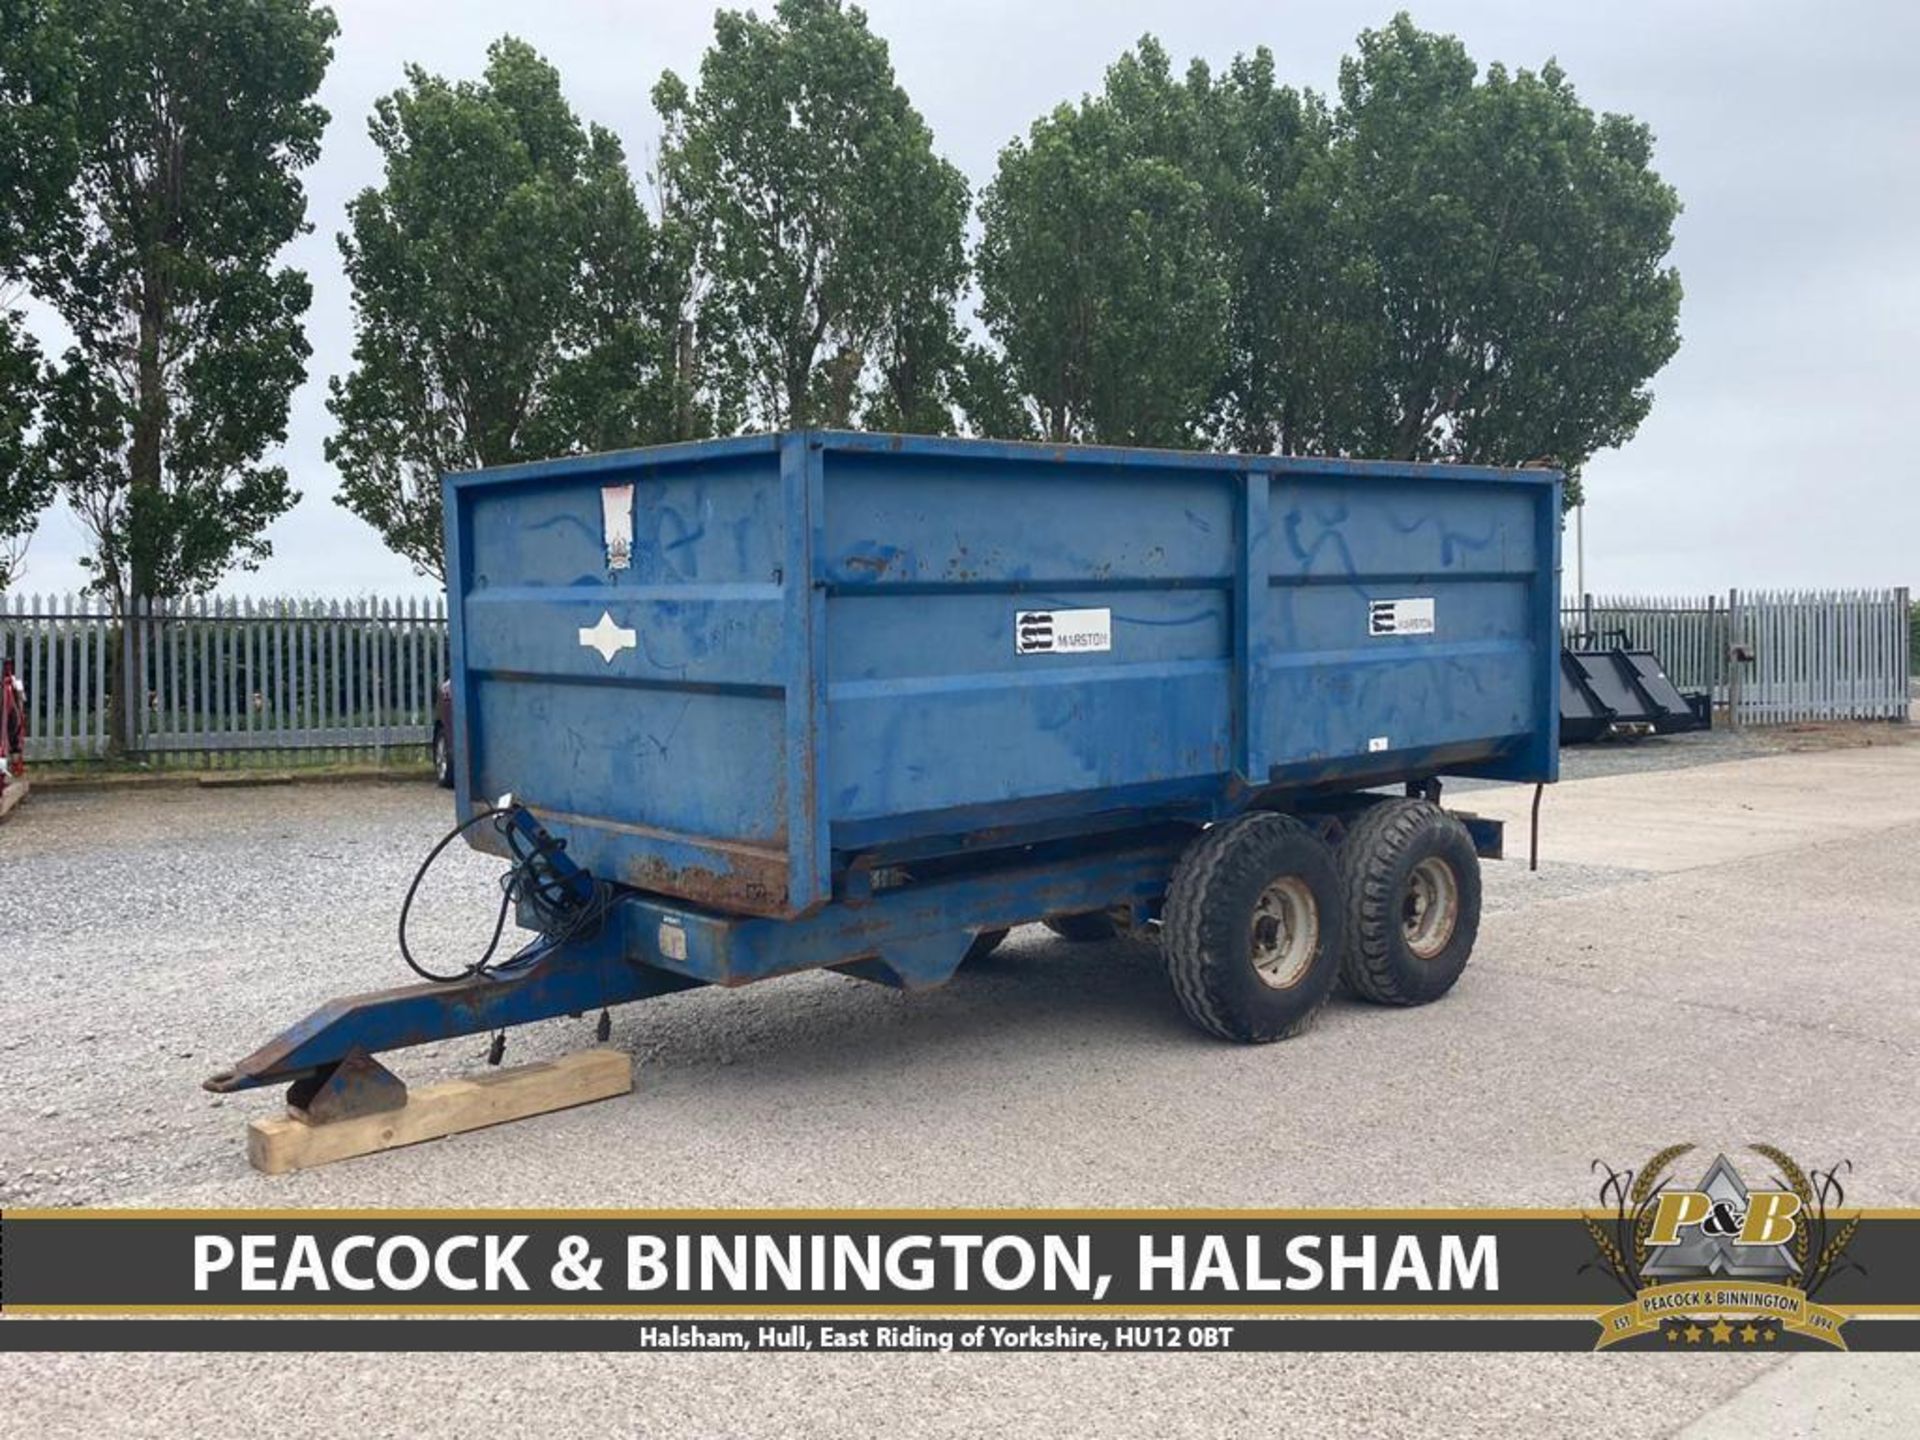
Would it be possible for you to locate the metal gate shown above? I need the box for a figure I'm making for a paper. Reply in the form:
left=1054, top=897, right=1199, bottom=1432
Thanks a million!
left=1732, top=588, right=1911, bottom=723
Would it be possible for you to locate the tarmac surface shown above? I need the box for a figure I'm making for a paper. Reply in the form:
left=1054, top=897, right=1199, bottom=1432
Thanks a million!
left=3, top=728, right=1919, bottom=1436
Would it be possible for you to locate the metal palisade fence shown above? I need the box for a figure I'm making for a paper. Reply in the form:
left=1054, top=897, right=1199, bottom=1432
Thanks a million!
left=1562, top=588, right=1912, bottom=725
left=1732, top=588, right=1912, bottom=723
left=0, top=587, right=1908, bottom=766
left=1, top=593, right=448, bottom=764
left=1562, top=593, right=1733, bottom=696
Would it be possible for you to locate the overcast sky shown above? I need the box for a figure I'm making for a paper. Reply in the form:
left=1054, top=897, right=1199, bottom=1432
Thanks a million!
left=11, top=0, right=1918, bottom=601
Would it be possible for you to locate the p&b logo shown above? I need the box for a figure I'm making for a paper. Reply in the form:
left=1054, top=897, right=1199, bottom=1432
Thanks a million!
left=1638, top=1153, right=1803, bottom=1281
left=1648, top=1187, right=1801, bottom=1249
left=1584, top=1145, right=1864, bottom=1349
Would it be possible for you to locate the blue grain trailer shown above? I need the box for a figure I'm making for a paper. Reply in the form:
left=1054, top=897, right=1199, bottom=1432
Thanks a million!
left=209, top=432, right=1560, bottom=1112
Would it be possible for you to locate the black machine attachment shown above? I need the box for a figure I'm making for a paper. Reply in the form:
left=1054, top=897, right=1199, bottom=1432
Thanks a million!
left=1560, top=630, right=1713, bottom=744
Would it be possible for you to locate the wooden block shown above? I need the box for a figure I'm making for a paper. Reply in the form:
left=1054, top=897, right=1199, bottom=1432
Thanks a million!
left=247, top=1049, right=631, bottom=1175
left=0, top=777, right=27, bottom=823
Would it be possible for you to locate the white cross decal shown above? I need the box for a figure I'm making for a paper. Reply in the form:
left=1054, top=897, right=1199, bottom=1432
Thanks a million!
left=578, top=610, right=637, bottom=663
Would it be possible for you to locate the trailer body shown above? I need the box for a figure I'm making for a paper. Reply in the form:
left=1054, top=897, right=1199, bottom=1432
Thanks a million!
left=446, top=431, right=1560, bottom=919
left=209, top=433, right=1560, bottom=1098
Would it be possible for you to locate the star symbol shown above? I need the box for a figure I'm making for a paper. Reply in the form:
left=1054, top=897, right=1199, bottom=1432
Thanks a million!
left=1684, top=1324, right=1704, bottom=1344
left=1740, top=1324, right=1761, bottom=1344
left=578, top=610, right=637, bottom=663
left=1666, top=1327, right=1681, bottom=1343
left=1710, top=1319, right=1734, bottom=1345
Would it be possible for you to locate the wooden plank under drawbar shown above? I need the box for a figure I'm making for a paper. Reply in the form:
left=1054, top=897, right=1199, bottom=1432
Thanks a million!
left=0, top=777, right=28, bottom=823
left=247, top=1049, right=632, bottom=1175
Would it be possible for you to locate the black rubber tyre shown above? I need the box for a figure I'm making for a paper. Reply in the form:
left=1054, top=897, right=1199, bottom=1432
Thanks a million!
left=431, top=727, right=453, bottom=789
left=960, top=928, right=1009, bottom=966
left=1337, top=799, right=1480, bottom=1006
left=1162, top=813, right=1345, bottom=1043
left=1043, top=911, right=1119, bottom=942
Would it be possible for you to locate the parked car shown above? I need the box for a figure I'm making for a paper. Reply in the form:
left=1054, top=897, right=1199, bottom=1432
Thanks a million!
left=431, top=678, right=453, bottom=788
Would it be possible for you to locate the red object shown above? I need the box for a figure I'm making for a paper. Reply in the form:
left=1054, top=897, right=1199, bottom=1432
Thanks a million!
left=0, top=655, right=26, bottom=794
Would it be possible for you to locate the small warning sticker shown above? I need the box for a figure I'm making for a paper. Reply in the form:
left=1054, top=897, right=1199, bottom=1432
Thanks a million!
left=1016, top=608, right=1112, bottom=655
left=657, top=919, right=687, bottom=962
left=602, top=483, right=634, bottom=571
left=1368, top=597, right=1435, bottom=637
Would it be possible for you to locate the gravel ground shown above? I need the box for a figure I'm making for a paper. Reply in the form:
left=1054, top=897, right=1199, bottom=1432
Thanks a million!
left=0, top=783, right=522, bottom=1207
left=3, top=725, right=1919, bottom=1436
left=0, top=774, right=1649, bottom=1211
left=0, top=737, right=1727, bottom=1211
left=1462, top=712, right=1920, bottom=790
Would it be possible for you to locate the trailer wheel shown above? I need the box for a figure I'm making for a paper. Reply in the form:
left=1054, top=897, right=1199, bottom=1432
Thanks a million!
left=1162, top=814, right=1345, bottom=1043
left=1043, top=912, right=1119, bottom=942
left=1338, top=800, right=1480, bottom=1005
left=960, top=928, right=1009, bottom=966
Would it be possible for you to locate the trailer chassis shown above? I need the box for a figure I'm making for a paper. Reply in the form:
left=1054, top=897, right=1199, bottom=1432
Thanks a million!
left=205, top=797, right=1504, bottom=1117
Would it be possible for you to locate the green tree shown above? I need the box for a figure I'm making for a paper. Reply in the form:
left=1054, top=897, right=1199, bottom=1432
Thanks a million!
left=0, top=0, right=81, bottom=587
left=1323, top=15, right=1682, bottom=496
left=1190, top=51, right=1365, bottom=456
left=329, top=37, right=696, bottom=581
left=655, top=0, right=969, bottom=430
left=859, top=83, right=971, bottom=435
left=0, top=322, right=49, bottom=590
left=976, top=39, right=1229, bottom=446
left=980, top=20, right=1680, bottom=486
left=948, top=343, right=1037, bottom=443
left=15, top=0, right=334, bottom=610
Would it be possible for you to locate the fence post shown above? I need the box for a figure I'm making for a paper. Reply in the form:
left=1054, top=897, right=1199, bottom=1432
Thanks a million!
left=376, top=597, right=391, bottom=758
left=1726, top=588, right=1743, bottom=729
left=123, top=596, right=137, bottom=758
left=24, top=592, right=37, bottom=758
left=1899, top=586, right=1913, bottom=724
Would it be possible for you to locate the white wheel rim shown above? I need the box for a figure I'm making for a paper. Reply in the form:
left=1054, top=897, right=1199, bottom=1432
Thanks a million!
left=1250, top=876, right=1319, bottom=989
left=1403, top=856, right=1459, bottom=960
